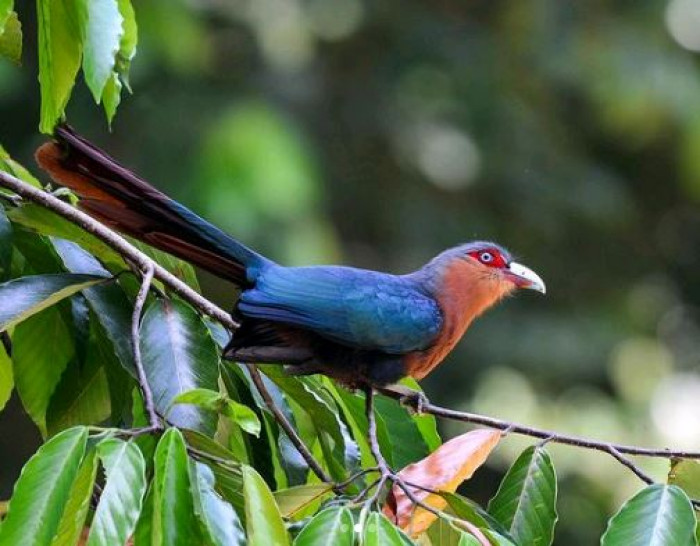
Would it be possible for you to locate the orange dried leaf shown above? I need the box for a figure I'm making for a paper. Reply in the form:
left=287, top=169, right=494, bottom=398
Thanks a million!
left=383, top=428, right=500, bottom=536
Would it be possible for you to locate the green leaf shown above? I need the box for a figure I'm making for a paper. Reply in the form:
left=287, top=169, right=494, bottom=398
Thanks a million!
left=133, top=482, right=154, bottom=546
left=129, top=239, right=200, bottom=292
left=376, top=394, right=430, bottom=469
left=172, top=387, right=261, bottom=437
left=0, top=341, right=12, bottom=411
left=294, top=506, right=354, bottom=546
left=51, top=448, right=98, bottom=546
left=487, top=446, right=558, bottom=546
left=0, top=273, right=107, bottom=331
left=190, top=461, right=246, bottom=546
left=0, top=10, right=21, bottom=65
left=115, top=0, right=136, bottom=89
left=12, top=306, right=75, bottom=434
left=443, top=492, right=514, bottom=540
left=151, top=428, right=200, bottom=545
left=141, top=299, right=220, bottom=435
left=8, top=205, right=125, bottom=271
left=46, top=317, right=111, bottom=435
left=601, top=484, right=696, bottom=546
left=86, top=438, right=147, bottom=545
left=78, top=0, right=123, bottom=101
left=101, top=71, right=121, bottom=125
left=0, top=206, right=12, bottom=281
left=242, top=464, right=290, bottom=546
left=36, top=0, right=82, bottom=133
left=264, top=368, right=359, bottom=481
left=0, top=145, right=41, bottom=187
left=0, top=427, right=88, bottom=545
left=274, top=483, right=334, bottom=519
left=400, top=378, right=441, bottom=451
left=362, top=512, right=414, bottom=546
left=52, top=239, right=135, bottom=373
left=669, top=459, right=700, bottom=499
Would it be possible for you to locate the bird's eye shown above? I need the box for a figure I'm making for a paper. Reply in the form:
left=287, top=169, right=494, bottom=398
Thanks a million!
left=480, top=252, right=493, bottom=263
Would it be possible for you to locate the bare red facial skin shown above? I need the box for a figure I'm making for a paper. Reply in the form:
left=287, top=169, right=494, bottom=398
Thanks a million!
left=467, top=248, right=508, bottom=269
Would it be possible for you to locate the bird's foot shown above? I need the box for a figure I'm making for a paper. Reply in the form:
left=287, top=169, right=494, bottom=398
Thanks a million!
left=378, top=384, right=430, bottom=414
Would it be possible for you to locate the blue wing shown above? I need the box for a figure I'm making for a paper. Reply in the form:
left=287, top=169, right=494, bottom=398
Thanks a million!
left=238, top=265, right=442, bottom=353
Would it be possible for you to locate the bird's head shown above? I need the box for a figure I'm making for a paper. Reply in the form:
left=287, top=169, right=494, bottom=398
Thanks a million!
left=421, top=241, right=545, bottom=301
left=460, top=241, right=546, bottom=294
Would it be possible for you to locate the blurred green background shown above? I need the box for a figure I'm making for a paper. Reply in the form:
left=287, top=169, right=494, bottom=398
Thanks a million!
left=2, top=1, right=700, bottom=543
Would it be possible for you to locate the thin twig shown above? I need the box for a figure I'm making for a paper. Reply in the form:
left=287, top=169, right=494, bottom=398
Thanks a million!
left=246, top=364, right=332, bottom=484
left=0, top=170, right=238, bottom=331
left=131, top=263, right=161, bottom=430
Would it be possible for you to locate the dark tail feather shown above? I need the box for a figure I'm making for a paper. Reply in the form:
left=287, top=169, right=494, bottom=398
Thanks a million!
left=36, top=125, right=269, bottom=286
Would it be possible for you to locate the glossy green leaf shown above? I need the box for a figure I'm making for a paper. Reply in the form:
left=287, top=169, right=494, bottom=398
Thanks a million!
left=0, top=341, right=12, bottom=411
left=362, top=512, right=414, bottom=546
left=36, top=0, right=82, bottom=133
left=87, top=438, right=147, bottom=546
left=172, top=387, right=261, bottom=437
left=0, top=207, right=11, bottom=281
left=51, top=448, right=98, bottom=546
left=52, top=239, right=135, bottom=373
left=130, top=240, right=200, bottom=292
left=488, top=446, right=558, bottom=546
left=102, top=69, right=121, bottom=124
left=8, top=205, right=125, bottom=271
left=294, top=506, right=354, bottom=546
left=0, top=10, right=21, bottom=64
left=0, top=427, right=88, bottom=545
left=79, top=0, right=123, bottom=101
left=151, top=428, right=200, bottom=545
left=424, top=517, right=486, bottom=546
left=264, top=368, right=359, bottom=481
left=400, top=378, right=441, bottom=452
left=190, top=461, right=246, bottom=546
left=141, top=299, right=220, bottom=434
left=601, top=484, right=696, bottom=546
left=13, top=306, right=75, bottom=434
left=182, top=429, right=245, bottom=514
left=133, top=483, right=154, bottom=546
left=0, top=273, right=106, bottom=331
left=116, top=0, right=137, bottom=80
left=242, top=464, right=290, bottom=546
left=46, top=317, right=111, bottom=435
left=443, top=493, right=514, bottom=540
left=0, top=145, right=41, bottom=187
left=274, top=483, right=334, bottom=519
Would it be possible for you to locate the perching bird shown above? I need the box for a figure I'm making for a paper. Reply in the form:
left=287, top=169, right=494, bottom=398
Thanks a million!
left=36, top=125, right=545, bottom=389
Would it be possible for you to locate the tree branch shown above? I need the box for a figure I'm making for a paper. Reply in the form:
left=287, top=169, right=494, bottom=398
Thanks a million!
left=0, top=170, right=238, bottom=331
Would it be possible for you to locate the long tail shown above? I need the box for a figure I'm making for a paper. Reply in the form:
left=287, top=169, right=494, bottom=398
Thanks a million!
left=35, top=124, right=270, bottom=286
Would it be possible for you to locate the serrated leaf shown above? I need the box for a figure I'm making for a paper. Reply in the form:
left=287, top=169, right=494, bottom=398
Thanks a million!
left=12, top=306, right=75, bottom=434
left=151, top=428, right=200, bottom=545
left=601, top=484, right=696, bottom=546
left=86, top=438, right=146, bottom=545
left=385, top=429, right=501, bottom=537
left=37, top=0, right=82, bottom=133
left=487, top=446, right=557, bottom=546
left=0, top=10, right=21, bottom=65
left=141, top=299, right=220, bottom=435
left=0, top=341, right=12, bottom=411
left=294, top=506, right=354, bottom=546
left=274, top=483, right=334, bottom=519
left=0, top=273, right=107, bottom=331
left=172, top=387, right=261, bottom=437
left=190, top=461, right=246, bottom=546
left=51, top=448, right=98, bottom=546
left=363, top=512, right=414, bottom=546
left=79, top=0, right=123, bottom=101
left=0, top=427, right=88, bottom=545
left=242, top=464, right=289, bottom=546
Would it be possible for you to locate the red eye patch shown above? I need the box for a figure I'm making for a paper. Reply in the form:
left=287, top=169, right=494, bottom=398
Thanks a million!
left=467, top=248, right=507, bottom=268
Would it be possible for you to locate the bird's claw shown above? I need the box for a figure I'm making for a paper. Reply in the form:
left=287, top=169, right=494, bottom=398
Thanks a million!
left=399, top=390, right=430, bottom=415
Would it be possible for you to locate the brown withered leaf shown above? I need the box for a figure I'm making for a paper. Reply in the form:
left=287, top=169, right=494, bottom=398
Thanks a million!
left=383, top=428, right=501, bottom=537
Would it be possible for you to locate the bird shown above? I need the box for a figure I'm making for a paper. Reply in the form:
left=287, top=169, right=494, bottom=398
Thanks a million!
left=35, top=125, right=545, bottom=390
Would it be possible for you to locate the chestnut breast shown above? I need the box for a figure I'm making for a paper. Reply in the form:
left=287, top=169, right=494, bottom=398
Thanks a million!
left=404, top=259, right=514, bottom=380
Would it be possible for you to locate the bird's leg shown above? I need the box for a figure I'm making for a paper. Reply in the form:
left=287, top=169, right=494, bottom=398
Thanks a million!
left=376, top=383, right=431, bottom=414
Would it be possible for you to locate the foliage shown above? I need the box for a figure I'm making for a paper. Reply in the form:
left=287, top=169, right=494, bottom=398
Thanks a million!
left=0, top=2, right=699, bottom=545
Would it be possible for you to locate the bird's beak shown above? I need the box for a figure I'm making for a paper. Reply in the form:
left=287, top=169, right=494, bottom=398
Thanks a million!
left=504, top=262, right=546, bottom=294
